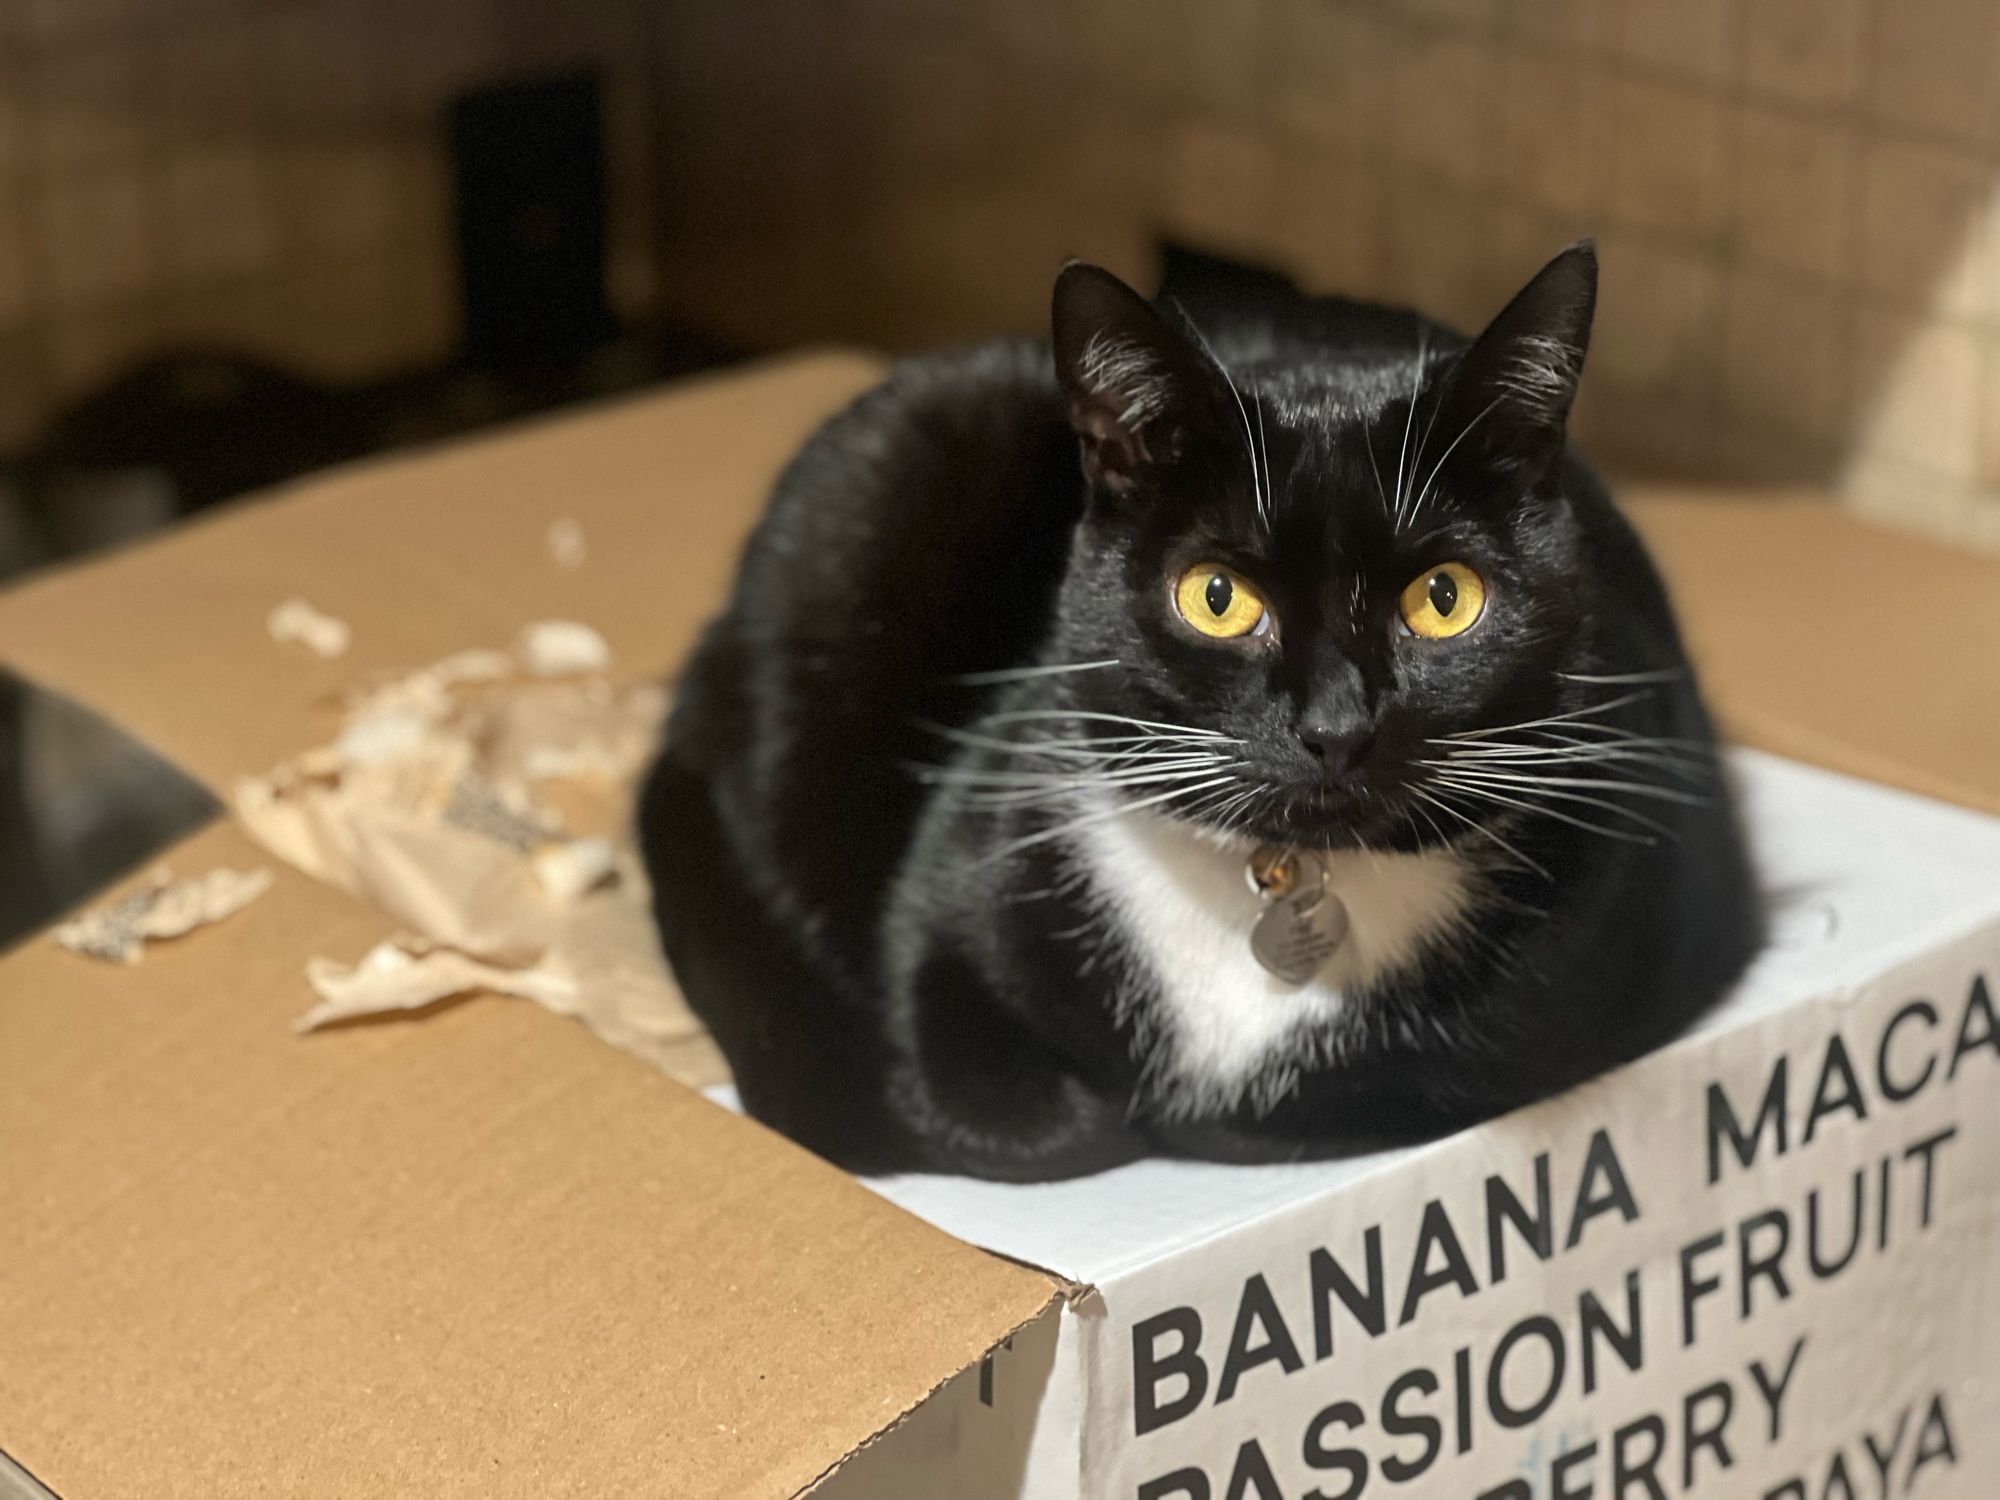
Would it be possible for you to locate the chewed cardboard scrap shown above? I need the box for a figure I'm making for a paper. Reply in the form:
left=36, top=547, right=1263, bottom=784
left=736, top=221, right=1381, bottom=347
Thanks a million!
left=229, top=617, right=727, bottom=1087
left=267, top=597, right=352, bottom=658
left=297, top=936, right=578, bottom=1032
left=54, top=866, right=273, bottom=964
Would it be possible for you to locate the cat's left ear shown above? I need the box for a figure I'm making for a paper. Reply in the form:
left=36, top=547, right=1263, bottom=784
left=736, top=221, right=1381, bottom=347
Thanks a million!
left=1052, top=261, right=1233, bottom=497
left=1436, top=241, right=1597, bottom=481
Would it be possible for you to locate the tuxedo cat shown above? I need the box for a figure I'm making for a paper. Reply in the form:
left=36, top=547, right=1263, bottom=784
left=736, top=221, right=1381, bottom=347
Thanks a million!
left=642, top=244, right=1762, bottom=1180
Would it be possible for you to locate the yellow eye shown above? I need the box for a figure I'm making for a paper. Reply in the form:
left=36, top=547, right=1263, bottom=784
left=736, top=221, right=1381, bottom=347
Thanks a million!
left=1174, top=564, right=1268, bottom=640
left=1399, top=561, right=1486, bottom=640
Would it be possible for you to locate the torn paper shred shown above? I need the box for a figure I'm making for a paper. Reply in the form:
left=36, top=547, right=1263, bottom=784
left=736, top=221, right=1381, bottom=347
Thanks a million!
left=144, top=867, right=273, bottom=941
left=488, top=680, right=667, bottom=787
left=332, top=707, right=432, bottom=768
left=297, top=937, right=576, bottom=1032
left=237, top=767, right=557, bottom=965
left=55, top=866, right=273, bottom=964
left=532, top=856, right=727, bottom=1082
left=547, top=517, right=587, bottom=568
left=428, top=648, right=514, bottom=687
left=534, top=836, right=616, bottom=903
left=53, top=879, right=164, bottom=964
left=443, top=772, right=558, bottom=852
left=234, top=630, right=726, bottom=1087
left=268, top=598, right=351, bottom=659
left=338, top=649, right=511, bottom=731
left=517, top=619, right=611, bottom=677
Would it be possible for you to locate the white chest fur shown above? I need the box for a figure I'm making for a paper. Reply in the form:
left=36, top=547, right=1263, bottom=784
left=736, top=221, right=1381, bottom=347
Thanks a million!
left=1071, top=801, right=1478, bottom=1116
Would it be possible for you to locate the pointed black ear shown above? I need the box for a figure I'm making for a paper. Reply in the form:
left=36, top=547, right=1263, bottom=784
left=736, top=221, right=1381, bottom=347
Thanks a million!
left=1437, top=241, right=1597, bottom=479
left=1052, top=261, right=1231, bottom=496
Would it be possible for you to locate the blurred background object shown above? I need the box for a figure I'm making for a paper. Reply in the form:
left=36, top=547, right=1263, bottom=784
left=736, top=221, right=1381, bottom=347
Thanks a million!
left=6, top=0, right=2000, bottom=936
left=0, top=670, right=214, bottom=946
left=4, top=0, right=2000, bottom=570
left=653, top=0, right=2000, bottom=553
left=0, top=1, right=733, bottom=582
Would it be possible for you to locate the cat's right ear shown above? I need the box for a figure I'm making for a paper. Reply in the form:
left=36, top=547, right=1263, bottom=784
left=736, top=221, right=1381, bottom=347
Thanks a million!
left=1052, top=262, right=1229, bottom=497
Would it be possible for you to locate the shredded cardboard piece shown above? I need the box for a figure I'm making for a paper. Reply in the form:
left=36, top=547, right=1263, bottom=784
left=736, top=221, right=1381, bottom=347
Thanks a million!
left=233, top=631, right=725, bottom=1086
left=517, top=619, right=611, bottom=676
left=488, top=679, right=668, bottom=787
left=425, top=648, right=515, bottom=688
left=547, top=517, right=587, bottom=567
left=535, top=836, right=617, bottom=902
left=267, top=598, right=351, bottom=658
left=297, top=936, right=577, bottom=1032
left=443, top=772, right=558, bottom=851
left=54, top=866, right=273, bottom=964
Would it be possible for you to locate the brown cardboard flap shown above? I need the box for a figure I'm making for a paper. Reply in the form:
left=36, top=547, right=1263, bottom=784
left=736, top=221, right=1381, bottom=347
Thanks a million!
left=0, top=821, right=1057, bottom=1497
left=0, top=351, right=1065, bottom=1497
left=1627, top=487, right=2000, bottom=819
left=0, top=351, right=887, bottom=795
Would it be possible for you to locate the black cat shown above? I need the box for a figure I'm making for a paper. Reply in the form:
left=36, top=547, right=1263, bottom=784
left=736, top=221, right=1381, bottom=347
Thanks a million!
left=641, top=244, right=1762, bottom=1181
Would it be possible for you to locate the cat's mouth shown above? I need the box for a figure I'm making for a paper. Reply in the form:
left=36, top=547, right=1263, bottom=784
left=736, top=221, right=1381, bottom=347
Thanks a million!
left=1162, top=775, right=1447, bottom=853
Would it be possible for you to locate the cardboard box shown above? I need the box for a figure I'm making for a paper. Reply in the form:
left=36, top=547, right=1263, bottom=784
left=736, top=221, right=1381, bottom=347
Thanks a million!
left=1, top=353, right=1996, bottom=1497
left=821, top=750, right=2000, bottom=1498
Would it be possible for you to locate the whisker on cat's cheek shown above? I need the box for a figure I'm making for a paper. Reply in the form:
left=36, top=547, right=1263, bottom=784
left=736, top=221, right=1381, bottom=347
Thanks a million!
left=1557, top=667, right=1688, bottom=685
left=1437, top=689, right=1654, bottom=740
left=1424, top=774, right=1664, bottom=845
left=1427, top=739, right=1712, bottom=780
left=973, top=707, right=1238, bottom=739
left=1419, top=763, right=1711, bottom=808
left=979, top=774, right=1241, bottom=866
left=1410, top=786, right=1552, bottom=880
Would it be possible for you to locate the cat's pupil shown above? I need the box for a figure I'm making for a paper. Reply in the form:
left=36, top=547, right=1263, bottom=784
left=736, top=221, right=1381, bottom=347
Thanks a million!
left=1428, top=571, right=1458, bottom=616
left=1204, top=574, right=1233, bottom=616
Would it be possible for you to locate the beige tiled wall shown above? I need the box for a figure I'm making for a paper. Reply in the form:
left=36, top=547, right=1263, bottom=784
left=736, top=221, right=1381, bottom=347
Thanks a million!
left=0, top=0, right=657, bottom=452
left=658, top=0, right=2000, bottom=550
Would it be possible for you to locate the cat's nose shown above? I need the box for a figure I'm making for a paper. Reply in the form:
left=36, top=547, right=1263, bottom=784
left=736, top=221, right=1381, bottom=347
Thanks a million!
left=1297, top=719, right=1375, bottom=777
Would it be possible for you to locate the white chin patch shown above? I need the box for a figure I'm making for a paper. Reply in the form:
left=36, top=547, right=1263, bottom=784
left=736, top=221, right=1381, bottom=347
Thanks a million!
left=1071, top=798, right=1477, bottom=1118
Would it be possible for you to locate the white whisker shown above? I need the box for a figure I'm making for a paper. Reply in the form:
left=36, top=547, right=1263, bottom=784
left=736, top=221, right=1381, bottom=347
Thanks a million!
left=924, top=723, right=1234, bottom=761
left=1425, top=763, right=1709, bottom=808
left=1401, top=343, right=1449, bottom=532
left=946, top=659, right=1122, bottom=685
left=1406, top=796, right=1455, bottom=852
left=1411, top=786, right=1551, bottom=880
left=1435, top=727, right=1708, bottom=754
left=1176, top=307, right=1268, bottom=534
left=1409, top=396, right=1503, bottom=528
left=1558, top=668, right=1687, bottom=685
left=1432, top=739, right=1703, bottom=761
left=1254, top=396, right=1273, bottom=528
left=918, top=757, right=1229, bottom=788
left=1437, top=690, right=1653, bottom=741
left=975, top=709, right=1236, bottom=738
left=1364, top=410, right=1391, bottom=520
left=984, top=775, right=1238, bottom=864
left=1180, top=782, right=1257, bottom=830
left=1213, top=791, right=1261, bottom=835
left=1393, top=328, right=1430, bottom=533
left=947, top=771, right=1237, bottom=809
left=1429, top=742, right=1712, bottom=783
left=1426, top=776, right=1662, bottom=844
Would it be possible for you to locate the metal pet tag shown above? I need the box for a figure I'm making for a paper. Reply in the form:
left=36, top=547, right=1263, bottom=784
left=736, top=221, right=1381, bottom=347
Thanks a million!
left=1247, top=847, right=1348, bottom=987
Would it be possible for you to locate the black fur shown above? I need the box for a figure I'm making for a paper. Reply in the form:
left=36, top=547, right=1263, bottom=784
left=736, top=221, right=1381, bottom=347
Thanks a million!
left=642, top=246, right=1762, bottom=1180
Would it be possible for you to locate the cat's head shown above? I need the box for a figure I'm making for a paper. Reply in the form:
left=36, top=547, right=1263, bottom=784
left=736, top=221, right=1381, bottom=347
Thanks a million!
left=1044, top=245, right=1600, bottom=851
